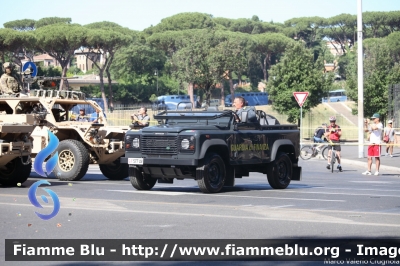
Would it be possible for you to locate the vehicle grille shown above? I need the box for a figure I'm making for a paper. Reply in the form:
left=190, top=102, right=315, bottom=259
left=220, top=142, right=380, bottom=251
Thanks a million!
left=141, top=136, right=178, bottom=155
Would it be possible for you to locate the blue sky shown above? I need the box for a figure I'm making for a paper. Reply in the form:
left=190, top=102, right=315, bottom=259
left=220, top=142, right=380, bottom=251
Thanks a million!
left=1, top=0, right=399, bottom=31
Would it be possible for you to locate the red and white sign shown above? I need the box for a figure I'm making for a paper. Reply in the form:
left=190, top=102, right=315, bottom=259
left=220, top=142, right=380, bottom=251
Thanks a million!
left=293, top=92, right=309, bottom=107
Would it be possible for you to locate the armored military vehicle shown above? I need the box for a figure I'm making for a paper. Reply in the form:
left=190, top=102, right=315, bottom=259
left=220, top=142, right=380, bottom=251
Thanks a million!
left=0, top=122, right=35, bottom=186
left=122, top=108, right=301, bottom=193
left=0, top=88, right=129, bottom=181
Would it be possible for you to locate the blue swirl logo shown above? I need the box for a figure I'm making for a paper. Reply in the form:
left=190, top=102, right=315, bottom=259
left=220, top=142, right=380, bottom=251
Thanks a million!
left=34, top=130, right=59, bottom=177
left=28, top=180, right=60, bottom=220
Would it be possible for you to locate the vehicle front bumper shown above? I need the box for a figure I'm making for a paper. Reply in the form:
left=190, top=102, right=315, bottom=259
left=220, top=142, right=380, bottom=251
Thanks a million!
left=120, top=156, right=198, bottom=166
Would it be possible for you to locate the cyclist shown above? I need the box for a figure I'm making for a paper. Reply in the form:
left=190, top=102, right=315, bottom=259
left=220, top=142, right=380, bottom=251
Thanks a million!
left=325, top=116, right=342, bottom=172
left=313, top=123, right=327, bottom=151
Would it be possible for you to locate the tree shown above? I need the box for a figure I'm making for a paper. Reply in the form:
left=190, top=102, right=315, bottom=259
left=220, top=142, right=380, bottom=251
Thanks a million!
left=144, top=12, right=215, bottom=35
left=363, top=11, right=400, bottom=38
left=35, top=24, right=88, bottom=90
left=252, top=33, right=294, bottom=82
left=386, top=31, right=400, bottom=63
left=209, top=39, right=247, bottom=105
left=3, top=19, right=36, bottom=31
left=84, top=22, right=132, bottom=112
left=323, top=14, right=356, bottom=55
left=384, top=11, right=400, bottom=33
left=35, top=17, right=71, bottom=28
left=267, top=42, right=331, bottom=123
left=111, top=42, right=166, bottom=88
left=0, top=28, right=36, bottom=72
left=346, top=38, right=395, bottom=120
left=171, top=30, right=221, bottom=105
left=283, top=16, right=326, bottom=48
left=213, top=31, right=253, bottom=103
left=146, top=30, right=188, bottom=57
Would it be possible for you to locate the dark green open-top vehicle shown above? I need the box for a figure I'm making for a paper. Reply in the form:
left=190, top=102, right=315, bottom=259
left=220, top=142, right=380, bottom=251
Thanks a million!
left=121, top=108, right=301, bottom=193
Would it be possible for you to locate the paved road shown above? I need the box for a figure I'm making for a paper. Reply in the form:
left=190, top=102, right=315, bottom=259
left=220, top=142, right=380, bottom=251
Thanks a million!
left=1, top=158, right=399, bottom=266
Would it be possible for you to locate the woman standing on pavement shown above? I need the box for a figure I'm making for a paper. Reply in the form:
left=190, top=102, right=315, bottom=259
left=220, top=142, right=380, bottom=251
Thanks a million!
left=384, top=120, right=395, bottom=157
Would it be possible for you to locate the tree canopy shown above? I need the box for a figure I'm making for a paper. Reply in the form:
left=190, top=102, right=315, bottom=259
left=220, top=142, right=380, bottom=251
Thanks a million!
left=267, top=42, right=331, bottom=123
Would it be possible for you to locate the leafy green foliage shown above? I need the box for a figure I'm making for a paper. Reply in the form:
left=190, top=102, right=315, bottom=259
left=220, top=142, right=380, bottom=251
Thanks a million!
left=3, top=19, right=36, bottom=31
left=267, top=42, right=331, bottom=123
left=283, top=16, right=326, bottom=48
left=35, top=17, right=71, bottom=28
left=346, top=39, right=396, bottom=119
left=144, top=13, right=215, bottom=35
left=252, top=33, right=294, bottom=81
left=112, top=43, right=166, bottom=83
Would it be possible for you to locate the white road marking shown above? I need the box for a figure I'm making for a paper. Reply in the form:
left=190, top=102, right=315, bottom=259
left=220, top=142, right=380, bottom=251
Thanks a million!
left=271, top=205, right=295, bottom=209
left=312, top=187, right=400, bottom=192
left=1, top=201, right=398, bottom=228
left=349, top=181, right=393, bottom=184
left=107, top=189, right=345, bottom=202
left=266, top=189, right=400, bottom=198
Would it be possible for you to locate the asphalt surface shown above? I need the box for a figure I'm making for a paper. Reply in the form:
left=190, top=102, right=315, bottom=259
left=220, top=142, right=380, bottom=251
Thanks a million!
left=1, top=151, right=399, bottom=266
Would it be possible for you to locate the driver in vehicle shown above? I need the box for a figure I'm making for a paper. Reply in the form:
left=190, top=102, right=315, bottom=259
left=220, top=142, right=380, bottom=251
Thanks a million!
left=233, top=96, right=256, bottom=123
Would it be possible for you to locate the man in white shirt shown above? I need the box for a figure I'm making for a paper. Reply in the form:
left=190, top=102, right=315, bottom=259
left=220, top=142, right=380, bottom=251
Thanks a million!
left=362, top=113, right=383, bottom=176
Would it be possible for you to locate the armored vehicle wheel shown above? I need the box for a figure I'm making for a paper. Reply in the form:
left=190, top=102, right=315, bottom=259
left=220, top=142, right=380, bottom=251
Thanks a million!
left=99, top=158, right=128, bottom=180
left=53, top=140, right=89, bottom=181
left=0, top=157, right=31, bottom=186
left=197, top=153, right=226, bottom=193
left=129, top=168, right=156, bottom=190
left=267, top=152, right=292, bottom=189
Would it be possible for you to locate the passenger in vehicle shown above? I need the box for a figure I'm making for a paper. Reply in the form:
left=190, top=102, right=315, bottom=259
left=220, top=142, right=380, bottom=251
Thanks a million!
left=90, top=109, right=106, bottom=123
left=131, top=107, right=150, bottom=127
left=233, top=96, right=256, bottom=123
left=76, top=108, right=89, bottom=122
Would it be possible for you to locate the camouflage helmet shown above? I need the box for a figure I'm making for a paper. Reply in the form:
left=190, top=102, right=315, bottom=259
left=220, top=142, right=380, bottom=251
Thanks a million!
left=3, top=62, right=13, bottom=70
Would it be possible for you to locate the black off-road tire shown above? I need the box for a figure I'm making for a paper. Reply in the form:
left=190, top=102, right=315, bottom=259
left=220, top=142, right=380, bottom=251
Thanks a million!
left=129, top=167, right=156, bottom=190
left=0, top=157, right=31, bottom=186
left=197, top=153, right=226, bottom=193
left=99, top=158, right=128, bottom=180
left=267, top=152, right=292, bottom=189
left=53, top=140, right=89, bottom=181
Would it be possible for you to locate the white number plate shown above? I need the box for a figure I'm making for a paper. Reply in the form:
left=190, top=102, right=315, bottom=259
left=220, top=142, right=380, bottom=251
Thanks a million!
left=128, top=158, right=143, bottom=165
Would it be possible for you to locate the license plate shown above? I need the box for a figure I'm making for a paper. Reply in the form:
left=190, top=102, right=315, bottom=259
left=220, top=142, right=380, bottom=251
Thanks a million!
left=128, top=158, right=143, bottom=165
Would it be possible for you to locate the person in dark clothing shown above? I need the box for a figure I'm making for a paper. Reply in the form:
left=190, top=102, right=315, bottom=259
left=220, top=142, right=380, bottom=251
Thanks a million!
left=313, top=123, right=327, bottom=151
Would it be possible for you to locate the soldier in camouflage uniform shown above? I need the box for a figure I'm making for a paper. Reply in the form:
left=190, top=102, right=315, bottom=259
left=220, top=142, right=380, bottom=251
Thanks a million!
left=0, top=62, right=21, bottom=95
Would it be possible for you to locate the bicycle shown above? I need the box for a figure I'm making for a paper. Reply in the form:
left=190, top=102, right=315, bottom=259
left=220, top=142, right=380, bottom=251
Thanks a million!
left=300, top=143, right=329, bottom=160
left=324, top=141, right=341, bottom=173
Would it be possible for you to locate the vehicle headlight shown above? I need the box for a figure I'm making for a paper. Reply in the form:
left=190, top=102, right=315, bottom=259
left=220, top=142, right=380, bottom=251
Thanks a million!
left=132, top=137, right=140, bottom=148
left=181, top=139, right=190, bottom=149
left=180, top=136, right=195, bottom=153
left=125, top=135, right=140, bottom=150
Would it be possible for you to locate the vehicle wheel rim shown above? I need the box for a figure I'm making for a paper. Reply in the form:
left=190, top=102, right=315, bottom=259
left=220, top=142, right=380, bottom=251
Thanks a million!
left=277, top=161, right=288, bottom=182
left=58, top=150, right=75, bottom=172
left=208, top=162, right=221, bottom=188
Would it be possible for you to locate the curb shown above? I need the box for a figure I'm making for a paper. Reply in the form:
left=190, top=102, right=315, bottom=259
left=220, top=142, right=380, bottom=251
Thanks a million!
left=305, top=155, right=399, bottom=173
left=341, top=159, right=400, bottom=173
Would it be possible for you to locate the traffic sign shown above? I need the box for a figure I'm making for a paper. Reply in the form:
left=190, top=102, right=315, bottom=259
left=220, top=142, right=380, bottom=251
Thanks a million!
left=22, top=62, right=37, bottom=77
left=293, top=92, right=309, bottom=107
